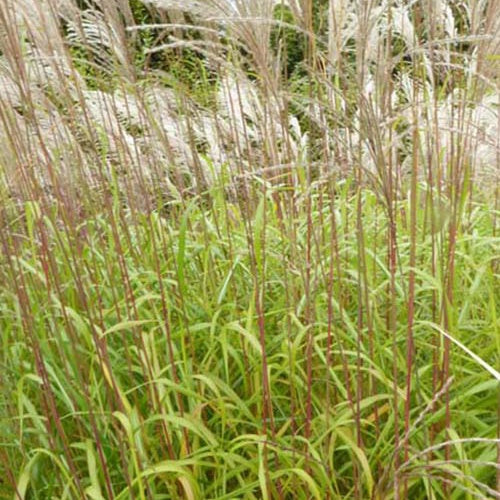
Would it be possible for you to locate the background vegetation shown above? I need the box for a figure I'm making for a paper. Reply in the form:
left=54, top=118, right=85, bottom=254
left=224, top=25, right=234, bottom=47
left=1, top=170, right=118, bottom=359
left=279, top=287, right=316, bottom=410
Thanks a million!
left=0, top=0, right=498, bottom=498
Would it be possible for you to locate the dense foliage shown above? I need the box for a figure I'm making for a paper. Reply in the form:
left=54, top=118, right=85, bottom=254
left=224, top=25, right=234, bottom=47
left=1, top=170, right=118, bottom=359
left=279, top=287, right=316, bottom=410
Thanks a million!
left=0, top=0, right=498, bottom=499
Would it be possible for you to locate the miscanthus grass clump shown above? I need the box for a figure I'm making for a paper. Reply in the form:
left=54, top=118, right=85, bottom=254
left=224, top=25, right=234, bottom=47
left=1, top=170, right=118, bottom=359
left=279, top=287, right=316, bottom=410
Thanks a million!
left=0, top=0, right=498, bottom=499
left=0, top=183, right=498, bottom=499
